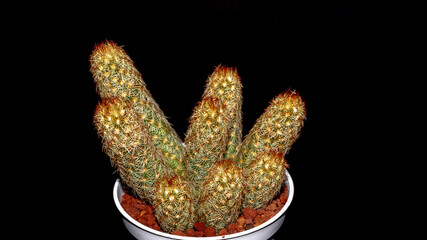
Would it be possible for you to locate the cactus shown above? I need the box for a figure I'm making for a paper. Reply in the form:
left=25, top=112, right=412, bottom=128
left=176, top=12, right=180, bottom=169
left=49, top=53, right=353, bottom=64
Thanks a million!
left=235, top=90, right=306, bottom=168
left=202, top=65, right=243, bottom=160
left=153, top=174, right=196, bottom=233
left=198, top=159, right=244, bottom=230
left=243, top=150, right=288, bottom=209
left=90, top=41, right=308, bottom=234
left=184, top=97, right=231, bottom=194
left=90, top=41, right=186, bottom=177
left=93, top=98, right=168, bottom=203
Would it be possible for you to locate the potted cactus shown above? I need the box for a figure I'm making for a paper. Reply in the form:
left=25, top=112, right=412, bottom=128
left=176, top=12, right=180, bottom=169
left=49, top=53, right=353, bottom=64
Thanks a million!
left=90, top=40, right=306, bottom=239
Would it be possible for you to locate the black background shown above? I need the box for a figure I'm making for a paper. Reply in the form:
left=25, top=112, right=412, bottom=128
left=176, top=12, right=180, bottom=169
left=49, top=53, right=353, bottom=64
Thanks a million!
left=21, top=0, right=382, bottom=238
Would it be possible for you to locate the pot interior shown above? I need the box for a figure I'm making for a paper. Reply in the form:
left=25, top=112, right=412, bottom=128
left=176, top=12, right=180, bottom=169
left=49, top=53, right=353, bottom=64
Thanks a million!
left=113, top=170, right=294, bottom=239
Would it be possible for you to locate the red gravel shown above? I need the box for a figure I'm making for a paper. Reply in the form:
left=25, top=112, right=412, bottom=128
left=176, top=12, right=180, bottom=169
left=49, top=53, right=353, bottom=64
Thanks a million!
left=172, top=230, right=186, bottom=236
left=204, top=226, right=216, bottom=237
left=120, top=193, right=161, bottom=231
left=194, top=222, right=206, bottom=231
left=242, top=207, right=257, bottom=220
left=218, top=228, right=228, bottom=235
left=121, top=185, right=289, bottom=237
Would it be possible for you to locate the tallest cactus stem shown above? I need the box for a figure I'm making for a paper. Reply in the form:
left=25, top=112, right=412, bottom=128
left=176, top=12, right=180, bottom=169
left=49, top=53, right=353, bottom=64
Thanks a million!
left=90, top=41, right=186, bottom=176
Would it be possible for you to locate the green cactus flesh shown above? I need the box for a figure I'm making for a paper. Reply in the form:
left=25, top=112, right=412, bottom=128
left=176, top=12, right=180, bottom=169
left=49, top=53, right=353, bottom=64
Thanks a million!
left=202, top=65, right=243, bottom=160
left=90, top=41, right=186, bottom=177
left=243, top=150, right=288, bottom=209
left=153, top=174, right=196, bottom=233
left=199, top=159, right=244, bottom=230
left=235, top=90, right=306, bottom=168
left=184, top=97, right=231, bottom=193
left=93, top=98, right=168, bottom=203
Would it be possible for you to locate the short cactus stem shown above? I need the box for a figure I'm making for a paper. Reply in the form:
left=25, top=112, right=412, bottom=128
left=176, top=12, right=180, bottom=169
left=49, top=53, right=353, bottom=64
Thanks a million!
left=235, top=90, right=306, bottom=168
left=153, top=174, right=196, bottom=233
left=198, top=159, right=244, bottom=230
left=93, top=98, right=167, bottom=203
left=243, top=150, right=288, bottom=209
left=90, top=40, right=186, bottom=177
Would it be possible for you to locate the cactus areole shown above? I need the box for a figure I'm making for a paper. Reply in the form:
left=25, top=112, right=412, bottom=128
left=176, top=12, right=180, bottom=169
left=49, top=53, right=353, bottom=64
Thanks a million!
left=91, top=40, right=306, bottom=234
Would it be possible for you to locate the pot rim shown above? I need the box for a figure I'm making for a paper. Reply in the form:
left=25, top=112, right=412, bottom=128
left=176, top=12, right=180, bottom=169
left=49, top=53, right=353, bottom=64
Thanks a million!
left=113, top=170, right=294, bottom=239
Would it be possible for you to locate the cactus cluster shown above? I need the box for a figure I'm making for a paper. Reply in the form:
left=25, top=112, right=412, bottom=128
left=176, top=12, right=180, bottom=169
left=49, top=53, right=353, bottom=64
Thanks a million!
left=90, top=41, right=186, bottom=177
left=91, top=40, right=306, bottom=233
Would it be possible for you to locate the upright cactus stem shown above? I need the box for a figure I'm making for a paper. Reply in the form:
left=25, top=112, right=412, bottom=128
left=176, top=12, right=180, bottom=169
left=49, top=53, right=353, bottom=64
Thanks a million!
left=153, top=174, right=196, bottom=233
left=199, top=159, right=244, bottom=230
left=90, top=41, right=186, bottom=177
left=243, top=150, right=288, bottom=209
left=235, top=90, right=306, bottom=168
left=93, top=98, right=168, bottom=203
left=185, top=97, right=231, bottom=193
left=202, top=65, right=243, bottom=160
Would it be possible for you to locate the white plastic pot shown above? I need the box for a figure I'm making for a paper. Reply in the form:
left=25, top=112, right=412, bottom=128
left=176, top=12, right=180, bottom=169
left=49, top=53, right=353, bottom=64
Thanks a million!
left=113, top=170, right=294, bottom=240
